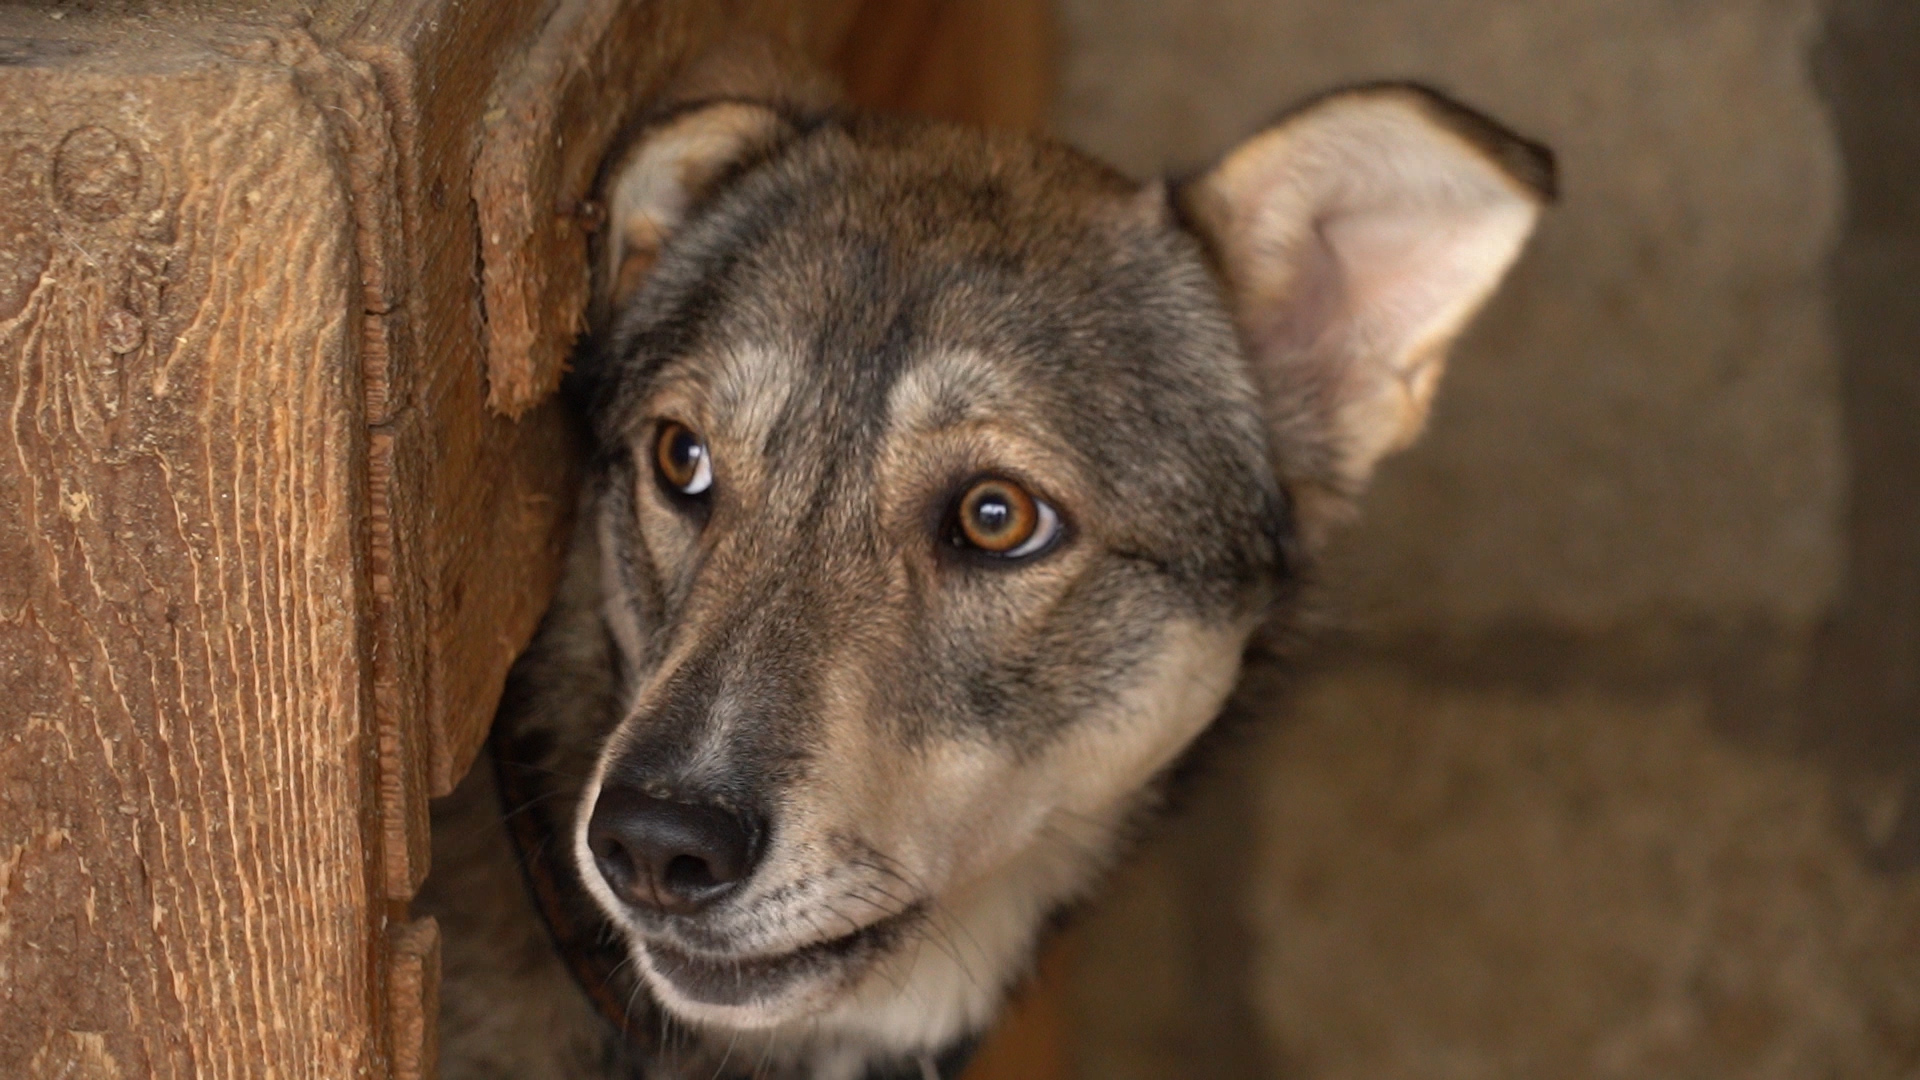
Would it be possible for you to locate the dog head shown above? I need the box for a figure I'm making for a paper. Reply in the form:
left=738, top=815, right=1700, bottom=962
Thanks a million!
left=567, top=85, right=1551, bottom=1058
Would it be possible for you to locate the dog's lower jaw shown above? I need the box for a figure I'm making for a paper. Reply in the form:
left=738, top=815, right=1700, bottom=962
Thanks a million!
left=630, top=911, right=914, bottom=1025
left=625, top=798, right=1129, bottom=1070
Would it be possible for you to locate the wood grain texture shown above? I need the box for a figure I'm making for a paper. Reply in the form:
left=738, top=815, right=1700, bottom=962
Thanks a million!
left=0, top=20, right=377, bottom=1078
left=387, top=917, right=442, bottom=1080
left=341, top=0, right=586, bottom=812
left=225, top=13, right=436, bottom=917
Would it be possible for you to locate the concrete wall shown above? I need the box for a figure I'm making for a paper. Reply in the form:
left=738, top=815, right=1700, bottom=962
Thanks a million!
left=1052, top=0, right=1920, bottom=1075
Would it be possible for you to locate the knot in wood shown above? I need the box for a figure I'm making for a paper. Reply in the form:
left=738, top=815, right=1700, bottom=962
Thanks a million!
left=54, top=126, right=141, bottom=222
left=102, top=309, right=144, bottom=354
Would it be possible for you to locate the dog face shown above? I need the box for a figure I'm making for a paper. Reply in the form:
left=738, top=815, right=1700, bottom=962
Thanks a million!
left=564, top=88, right=1551, bottom=1057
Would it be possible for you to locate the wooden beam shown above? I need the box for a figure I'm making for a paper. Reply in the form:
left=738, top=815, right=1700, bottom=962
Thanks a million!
left=0, top=18, right=378, bottom=1076
left=339, top=0, right=570, bottom=886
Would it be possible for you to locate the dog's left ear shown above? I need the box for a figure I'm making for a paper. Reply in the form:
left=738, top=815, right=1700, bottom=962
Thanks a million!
left=1177, top=84, right=1554, bottom=533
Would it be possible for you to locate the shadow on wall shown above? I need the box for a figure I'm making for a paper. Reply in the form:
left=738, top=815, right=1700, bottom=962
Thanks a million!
left=1052, top=0, right=1920, bottom=1077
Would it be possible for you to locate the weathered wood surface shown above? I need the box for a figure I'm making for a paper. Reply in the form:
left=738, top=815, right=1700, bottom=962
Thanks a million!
left=0, top=3, right=562, bottom=1072
left=340, top=0, right=570, bottom=898
left=0, top=19, right=377, bottom=1078
left=386, top=917, right=442, bottom=1080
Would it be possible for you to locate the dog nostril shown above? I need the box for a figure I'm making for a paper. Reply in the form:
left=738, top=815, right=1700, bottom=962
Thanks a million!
left=590, top=833, right=639, bottom=895
left=585, top=784, right=762, bottom=916
left=664, top=853, right=718, bottom=892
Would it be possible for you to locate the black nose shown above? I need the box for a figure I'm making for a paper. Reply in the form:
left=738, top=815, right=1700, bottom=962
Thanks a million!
left=586, top=785, right=761, bottom=915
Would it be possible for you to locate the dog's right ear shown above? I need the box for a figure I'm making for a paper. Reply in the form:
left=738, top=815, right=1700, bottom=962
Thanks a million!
left=597, top=102, right=793, bottom=317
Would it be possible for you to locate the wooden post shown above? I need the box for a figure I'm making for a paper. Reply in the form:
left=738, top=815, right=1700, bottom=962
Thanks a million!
left=0, top=21, right=379, bottom=1077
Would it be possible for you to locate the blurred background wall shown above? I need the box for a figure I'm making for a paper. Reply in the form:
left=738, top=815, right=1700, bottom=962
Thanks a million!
left=1047, top=0, right=1920, bottom=1076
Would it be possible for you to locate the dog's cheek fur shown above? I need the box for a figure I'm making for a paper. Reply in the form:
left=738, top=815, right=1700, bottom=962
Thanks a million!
left=749, top=615, right=1258, bottom=1054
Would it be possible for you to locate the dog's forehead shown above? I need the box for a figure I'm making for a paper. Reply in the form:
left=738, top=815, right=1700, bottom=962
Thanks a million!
left=637, top=130, right=1233, bottom=441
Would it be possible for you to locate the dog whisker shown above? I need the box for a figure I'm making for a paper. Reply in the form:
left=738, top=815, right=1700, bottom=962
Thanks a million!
left=864, top=852, right=993, bottom=983
left=707, top=1024, right=741, bottom=1080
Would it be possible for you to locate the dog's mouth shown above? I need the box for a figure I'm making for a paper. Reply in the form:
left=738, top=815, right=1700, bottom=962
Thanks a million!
left=639, top=903, right=926, bottom=1010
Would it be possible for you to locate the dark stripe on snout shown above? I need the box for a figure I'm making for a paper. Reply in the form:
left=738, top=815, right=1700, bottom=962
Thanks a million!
left=601, top=574, right=841, bottom=828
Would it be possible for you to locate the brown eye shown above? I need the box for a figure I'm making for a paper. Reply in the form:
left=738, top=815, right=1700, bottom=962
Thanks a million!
left=954, top=478, right=1061, bottom=558
left=655, top=421, right=713, bottom=496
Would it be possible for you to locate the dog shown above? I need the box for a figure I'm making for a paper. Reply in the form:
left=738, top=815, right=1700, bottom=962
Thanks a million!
left=417, top=59, right=1553, bottom=1080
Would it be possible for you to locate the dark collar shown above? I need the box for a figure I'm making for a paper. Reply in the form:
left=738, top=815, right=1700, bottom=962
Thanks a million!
left=490, top=737, right=980, bottom=1080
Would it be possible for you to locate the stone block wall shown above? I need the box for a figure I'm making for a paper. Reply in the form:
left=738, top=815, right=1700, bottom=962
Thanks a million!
left=1053, top=0, right=1920, bottom=1075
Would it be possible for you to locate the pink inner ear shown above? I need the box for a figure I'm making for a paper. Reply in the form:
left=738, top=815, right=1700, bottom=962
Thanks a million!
left=1251, top=222, right=1349, bottom=367
left=1184, top=87, right=1548, bottom=510
left=1321, top=205, right=1510, bottom=365
left=1223, top=175, right=1542, bottom=501
left=1243, top=204, right=1470, bottom=416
